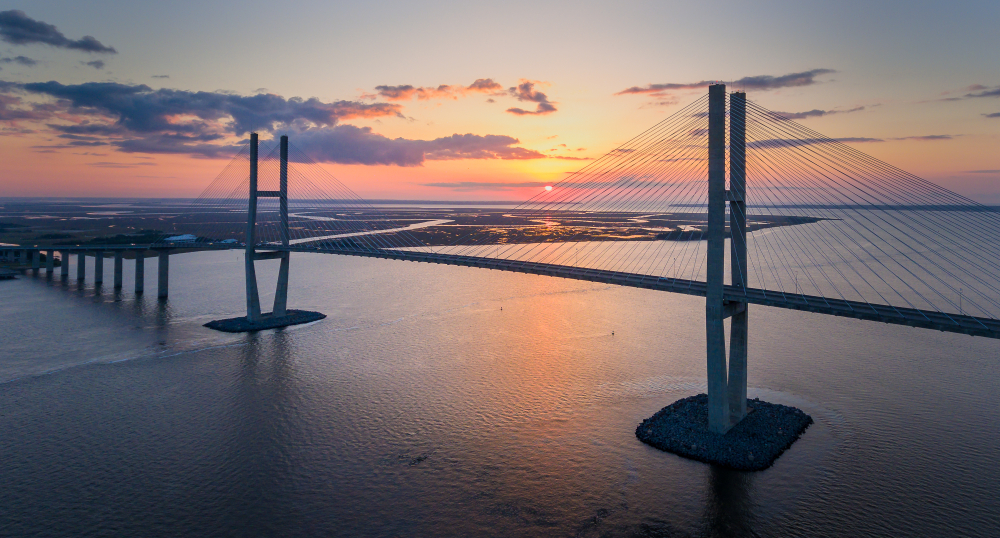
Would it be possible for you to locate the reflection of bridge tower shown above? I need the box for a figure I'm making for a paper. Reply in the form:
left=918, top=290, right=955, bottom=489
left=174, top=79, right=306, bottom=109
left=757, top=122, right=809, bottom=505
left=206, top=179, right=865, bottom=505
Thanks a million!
left=706, top=84, right=748, bottom=433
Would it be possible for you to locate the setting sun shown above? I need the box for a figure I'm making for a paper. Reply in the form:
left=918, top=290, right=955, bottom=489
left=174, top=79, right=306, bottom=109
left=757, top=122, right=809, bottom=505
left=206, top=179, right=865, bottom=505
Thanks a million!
left=545, top=186, right=553, bottom=191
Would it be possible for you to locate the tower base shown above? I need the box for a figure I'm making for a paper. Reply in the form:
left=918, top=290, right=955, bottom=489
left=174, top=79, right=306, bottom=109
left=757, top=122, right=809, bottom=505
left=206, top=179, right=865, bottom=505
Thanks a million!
left=204, top=309, right=325, bottom=333
left=636, top=394, right=812, bottom=471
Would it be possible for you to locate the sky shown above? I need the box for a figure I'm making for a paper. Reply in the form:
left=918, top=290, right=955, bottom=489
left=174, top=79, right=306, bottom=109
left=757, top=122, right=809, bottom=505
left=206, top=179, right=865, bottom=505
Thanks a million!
left=0, top=0, right=998, bottom=201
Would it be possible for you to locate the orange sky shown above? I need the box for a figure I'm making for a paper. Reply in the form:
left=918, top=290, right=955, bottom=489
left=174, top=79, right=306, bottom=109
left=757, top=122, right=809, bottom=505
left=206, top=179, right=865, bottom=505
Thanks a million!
left=0, top=2, right=998, bottom=202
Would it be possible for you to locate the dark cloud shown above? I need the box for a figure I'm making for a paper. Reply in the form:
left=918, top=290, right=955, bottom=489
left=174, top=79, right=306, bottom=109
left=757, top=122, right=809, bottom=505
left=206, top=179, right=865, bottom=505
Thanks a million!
left=617, top=69, right=835, bottom=97
left=506, top=81, right=557, bottom=116
left=748, top=137, right=882, bottom=148
left=930, top=84, right=1000, bottom=103
left=291, top=124, right=547, bottom=166
left=2, top=78, right=549, bottom=163
left=965, top=87, right=1000, bottom=99
left=18, top=80, right=404, bottom=136
left=965, top=170, right=1000, bottom=173
left=0, top=55, right=36, bottom=66
left=83, top=60, right=104, bottom=70
left=984, top=112, right=1000, bottom=118
left=890, top=134, right=954, bottom=141
left=88, top=161, right=156, bottom=168
left=0, top=93, right=51, bottom=121
left=374, top=78, right=505, bottom=101
left=152, top=75, right=169, bottom=79
left=773, top=106, right=865, bottom=120
left=422, top=181, right=551, bottom=191
left=0, top=10, right=116, bottom=53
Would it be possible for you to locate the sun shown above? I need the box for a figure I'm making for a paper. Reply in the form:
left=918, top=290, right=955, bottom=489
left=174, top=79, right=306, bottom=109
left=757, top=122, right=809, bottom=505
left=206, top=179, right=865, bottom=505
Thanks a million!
left=544, top=185, right=553, bottom=191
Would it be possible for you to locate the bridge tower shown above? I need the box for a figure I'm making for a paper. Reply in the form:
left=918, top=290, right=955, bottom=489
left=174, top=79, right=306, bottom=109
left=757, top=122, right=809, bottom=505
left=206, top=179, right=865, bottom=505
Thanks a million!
left=244, top=132, right=291, bottom=322
left=705, top=84, right=749, bottom=434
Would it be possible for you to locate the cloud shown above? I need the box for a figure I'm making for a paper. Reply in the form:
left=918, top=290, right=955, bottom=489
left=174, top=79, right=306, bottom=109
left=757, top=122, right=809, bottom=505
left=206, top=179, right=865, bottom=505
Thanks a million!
left=984, top=112, right=1000, bottom=118
left=16, top=80, right=404, bottom=136
left=373, top=78, right=505, bottom=101
left=83, top=60, right=104, bottom=70
left=290, top=124, right=547, bottom=166
left=617, top=69, right=835, bottom=97
left=0, top=55, right=36, bottom=66
left=965, top=87, right=1000, bottom=99
left=1, top=78, right=554, bottom=164
left=748, top=137, right=883, bottom=148
left=930, top=84, right=1000, bottom=103
left=773, top=106, right=865, bottom=119
left=506, top=80, right=557, bottom=116
left=0, top=10, right=116, bottom=53
left=152, top=75, right=169, bottom=79
left=965, top=170, right=1000, bottom=174
left=890, top=134, right=955, bottom=141
left=422, top=181, right=551, bottom=191
left=0, top=93, right=52, bottom=121
left=0, top=79, right=409, bottom=157
left=88, top=161, right=156, bottom=168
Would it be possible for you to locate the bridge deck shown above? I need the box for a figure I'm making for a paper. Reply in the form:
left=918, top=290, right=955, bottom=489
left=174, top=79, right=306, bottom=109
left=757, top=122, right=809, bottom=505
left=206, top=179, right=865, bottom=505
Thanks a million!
left=20, top=243, right=1000, bottom=339
left=288, top=246, right=1000, bottom=340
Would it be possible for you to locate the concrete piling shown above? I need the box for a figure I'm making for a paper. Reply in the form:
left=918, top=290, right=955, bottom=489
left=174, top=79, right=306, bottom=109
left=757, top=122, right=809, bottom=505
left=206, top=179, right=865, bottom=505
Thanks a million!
left=113, top=251, right=124, bottom=289
left=94, top=251, right=104, bottom=284
left=60, top=250, right=70, bottom=278
left=157, top=250, right=169, bottom=298
left=135, top=253, right=144, bottom=293
left=77, top=252, right=86, bottom=281
left=45, top=250, right=55, bottom=274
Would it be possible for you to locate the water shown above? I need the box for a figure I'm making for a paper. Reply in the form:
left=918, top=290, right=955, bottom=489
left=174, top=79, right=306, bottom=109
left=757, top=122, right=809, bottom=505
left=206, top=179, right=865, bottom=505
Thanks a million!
left=1, top=250, right=998, bottom=537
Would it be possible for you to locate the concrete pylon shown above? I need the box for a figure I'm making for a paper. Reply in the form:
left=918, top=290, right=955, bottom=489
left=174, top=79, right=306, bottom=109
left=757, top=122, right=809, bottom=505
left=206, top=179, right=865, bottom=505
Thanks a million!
left=728, top=92, right=749, bottom=426
left=45, top=250, right=55, bottom=274
left=272, top=135, right=291, bottom=317
left=706, top=86, right=752, bottom=433
left=245, top=132, right=262, bottom=321
left=244, top=133, right=293, bottom=322
left=705, top=84, right=729, bottom=433
left=77, top=252, right=86, bottom=281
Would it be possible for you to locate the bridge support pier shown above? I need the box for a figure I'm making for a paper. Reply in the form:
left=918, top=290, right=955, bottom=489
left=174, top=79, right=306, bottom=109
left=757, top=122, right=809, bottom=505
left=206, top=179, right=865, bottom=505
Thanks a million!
left=207, top=133, right=325, bottom=332
left=94, top=251, right=104, bottom=285
left=114, top=251, right=124, bottom=289
left=45, top=250, right=55, bottom=274
left=245, top=133, right=291, bottom=321
left=705, top=84, right=730, bottom=434
left=60, top=250, right=70, bottom=279
left=31, top=250, right=40, bottom=271
left=705, top=85, right=750, bottom=433
left=77, top=252, right=86, bottom=281
left=135, top=253, right=144, bottom=294
left=158, top=251, right=169, bottom=298
left=727, top=91, right=749, bottom=426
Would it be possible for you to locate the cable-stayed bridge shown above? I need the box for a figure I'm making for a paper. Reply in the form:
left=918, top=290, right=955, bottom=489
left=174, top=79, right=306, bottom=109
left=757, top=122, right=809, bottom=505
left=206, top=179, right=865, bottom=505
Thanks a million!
left=13, top=84, right=1000, bottom=433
